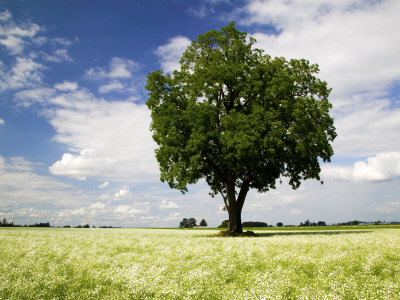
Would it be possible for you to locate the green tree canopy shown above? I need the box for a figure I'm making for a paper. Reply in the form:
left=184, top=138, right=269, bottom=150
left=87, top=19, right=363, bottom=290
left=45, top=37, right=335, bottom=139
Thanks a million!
left=146, top=22, right=336, bottom=234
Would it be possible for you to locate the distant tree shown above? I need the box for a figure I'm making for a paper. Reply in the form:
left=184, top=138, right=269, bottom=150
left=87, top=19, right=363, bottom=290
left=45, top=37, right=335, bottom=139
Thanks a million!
left=200, top=219, right=208, bottom=227
left=317, top=221, right=326, bottom=226
left=300, top=219, right=311, bottom=227
left=188, top=218, right=197, bottom=228
left=218, top=220, right=229, bottom=228
left=179, top=218, right=197, bottom=228
left=83, top=224, right=90, bottom=228
left=180, top=218, right=188, bottom=228
left=63, top=225, right=71, bottom=228
left=276, top=222, right=283, bottom=227
left=338, top=220, right=361, bottom=226
left=146, top=23, right=336, bottom=235
left=242, top=221, right=268, bottom=227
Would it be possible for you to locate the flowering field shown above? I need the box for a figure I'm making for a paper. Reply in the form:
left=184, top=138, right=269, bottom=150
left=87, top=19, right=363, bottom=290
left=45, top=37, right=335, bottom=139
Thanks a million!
left=1, top=228, right=399, bottom=299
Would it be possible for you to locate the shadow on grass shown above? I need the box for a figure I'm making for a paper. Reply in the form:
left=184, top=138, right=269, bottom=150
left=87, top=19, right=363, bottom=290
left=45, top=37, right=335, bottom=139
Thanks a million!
left=254, top=230, right=372, bottom=237
left=201, top=230, right=372, bottom=238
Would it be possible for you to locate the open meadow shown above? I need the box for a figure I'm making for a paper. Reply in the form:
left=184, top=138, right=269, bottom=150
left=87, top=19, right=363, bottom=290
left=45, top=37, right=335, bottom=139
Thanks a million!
left=1, top=227, right=400, bottom=299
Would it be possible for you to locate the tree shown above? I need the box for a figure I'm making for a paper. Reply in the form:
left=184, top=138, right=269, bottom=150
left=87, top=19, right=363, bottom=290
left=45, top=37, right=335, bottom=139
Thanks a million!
left=179, top=218, right=188, bottom=228
left=242, top=221, right=268, bottom=227
left=188, top=218, right=196, bottom=228
left=276, top=222, right=283, bottom=227
left=200, top=218, right=208, bottom=227
left=146, top=23, right=336, bottom=235
left=179, top=218, right=197, bottom=228
left=218, top=220, right=229, bottom=228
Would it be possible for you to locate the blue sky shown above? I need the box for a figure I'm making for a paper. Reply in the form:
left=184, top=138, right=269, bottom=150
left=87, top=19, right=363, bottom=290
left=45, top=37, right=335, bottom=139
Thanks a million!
left=1, top=0, right=400, bottom=227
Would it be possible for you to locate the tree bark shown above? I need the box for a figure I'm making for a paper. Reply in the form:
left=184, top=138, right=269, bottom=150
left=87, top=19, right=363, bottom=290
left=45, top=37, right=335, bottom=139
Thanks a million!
left=227, top=201, right=243, bottom=234
left=226, top=177, right=250, bottom=235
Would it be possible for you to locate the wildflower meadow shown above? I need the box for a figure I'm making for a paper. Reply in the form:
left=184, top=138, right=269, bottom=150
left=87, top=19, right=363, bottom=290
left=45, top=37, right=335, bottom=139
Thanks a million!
left=1, top=227, right=399, bottom=299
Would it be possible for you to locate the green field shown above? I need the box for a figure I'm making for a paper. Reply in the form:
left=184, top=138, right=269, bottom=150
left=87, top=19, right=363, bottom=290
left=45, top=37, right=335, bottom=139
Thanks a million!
left=1, top=228, right=400, bottom=299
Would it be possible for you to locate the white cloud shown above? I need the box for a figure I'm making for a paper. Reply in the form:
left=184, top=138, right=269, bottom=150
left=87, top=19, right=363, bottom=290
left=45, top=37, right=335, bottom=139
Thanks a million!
left=332, top=96, right=400, bottom=157
left=42, top=49, right=73, bottom=62
left=155, top=36, right=191, bottom=73
left=322, top=152, right=400, bottom=182
left=164, top=212, right=181, bottom=221
left=0, top=156, right=94, bottom=213
left=14, top=87, right=55, bottom=107
left=90, top=202, right=106, bottom=210
left=246, top=0, right=400, bottom=98
left=98, top=81, right=124, bottom=94
left=114, top=188, right=131, bottom=200
left=98, top=181, right=109, bottom=189
left=54, top=81, right=78, bottom=91
left=0, top=118, right=4, bottom=125
left=85, top=57, right=139, bottom=79
left=0, top=57, right=44, bottom=92
left=0, top=10, right=12, bottom=22
left=159, top=199, right=179, bottom=210
left=0, top=10, right=41, bottom=54
left=47, top=89, right=158, bottom=182
left=0, top=35, right=24, bottom=54
left=113, top=205, right=149, bottom=218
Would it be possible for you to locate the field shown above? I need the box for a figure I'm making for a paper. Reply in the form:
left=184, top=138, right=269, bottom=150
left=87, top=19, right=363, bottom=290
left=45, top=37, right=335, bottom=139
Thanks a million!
left=1, top=227, right=400, bottom=299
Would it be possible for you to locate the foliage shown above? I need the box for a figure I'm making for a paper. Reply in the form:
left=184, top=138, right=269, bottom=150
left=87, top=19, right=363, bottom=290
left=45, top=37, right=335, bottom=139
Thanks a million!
left=277, top=222, right=283, bottom=227
left=0, top=218, right=50, bottom=227
left=1, top=228, right=400, bottom=299
left=337, top=220, right=362, bottom=226
left=218, top=220, right=229, bottom=228
left=242, top=221, right=268, bottom=227
left=199, top=218, right=207, bottom=227
left=146, top=22, right=336, bottom=233
left=179, top=218, right=197, bottom=228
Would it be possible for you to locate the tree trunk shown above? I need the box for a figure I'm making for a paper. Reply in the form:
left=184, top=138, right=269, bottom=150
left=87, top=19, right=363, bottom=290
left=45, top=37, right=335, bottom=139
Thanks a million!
left=227, top=201, right=243, bottom=234
left=225, top=177, right=250, bottom=235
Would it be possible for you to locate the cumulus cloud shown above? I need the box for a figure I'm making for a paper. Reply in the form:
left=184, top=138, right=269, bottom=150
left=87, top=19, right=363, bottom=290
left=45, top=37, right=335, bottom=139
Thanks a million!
left=14, top=87, right=55, bottom=107
left=154, top=36, right=191, bottom=73
left=41, top=49, right=73, bottom=62
left=98, top=81, right=124, bottom=94
left=0, top=57, right=44, bottom=92
left=98, top=181, right=109, bottom=189
left=323, top=152, right=400, bottom=182
left=85, top=57, right=139, bottom=79
left=0, top=156, right=94, bottom=215
left=164, top=212, right=181, bottom=221
left=54, top=81, right=78, bottom=91
left=0, top=10, right=12, bottom=22
left=246, top=0, right=400, bottom=97
left=159, top=199, right=179, bottom=210
left=46, top=89, right=158, bottom=182
left=0, top=118, right=4, bottom=125
left=0, top=10, right=41, bottom=55
left=114, top=188, right=131, bottom=200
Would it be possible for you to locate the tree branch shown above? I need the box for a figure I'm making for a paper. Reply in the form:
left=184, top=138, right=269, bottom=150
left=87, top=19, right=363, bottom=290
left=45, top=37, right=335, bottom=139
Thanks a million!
left=237, top=175, right=250, bottom=211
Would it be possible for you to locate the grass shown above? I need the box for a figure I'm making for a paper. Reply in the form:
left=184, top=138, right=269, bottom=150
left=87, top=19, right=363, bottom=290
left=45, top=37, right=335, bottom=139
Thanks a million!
left=1, top=227, right=400, bottom=299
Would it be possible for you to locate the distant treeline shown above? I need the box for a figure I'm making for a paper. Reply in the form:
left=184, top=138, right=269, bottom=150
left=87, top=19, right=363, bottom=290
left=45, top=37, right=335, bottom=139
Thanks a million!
left=63, top=225, right=120, bottom=228
left=0, top=219, right=120, bottom=229
left=0, top=218, right=50, bottom=227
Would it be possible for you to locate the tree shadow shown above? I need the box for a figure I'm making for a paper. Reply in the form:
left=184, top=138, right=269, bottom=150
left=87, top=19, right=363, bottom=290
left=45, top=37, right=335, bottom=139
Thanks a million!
left=253, top=230, right=372, bottom=237
left=201, top=230, right=372, bottom=238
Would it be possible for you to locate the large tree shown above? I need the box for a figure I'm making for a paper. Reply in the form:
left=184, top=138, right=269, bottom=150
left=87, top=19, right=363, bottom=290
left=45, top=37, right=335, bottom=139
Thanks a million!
left=146, top=23, right=336, bottom=234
